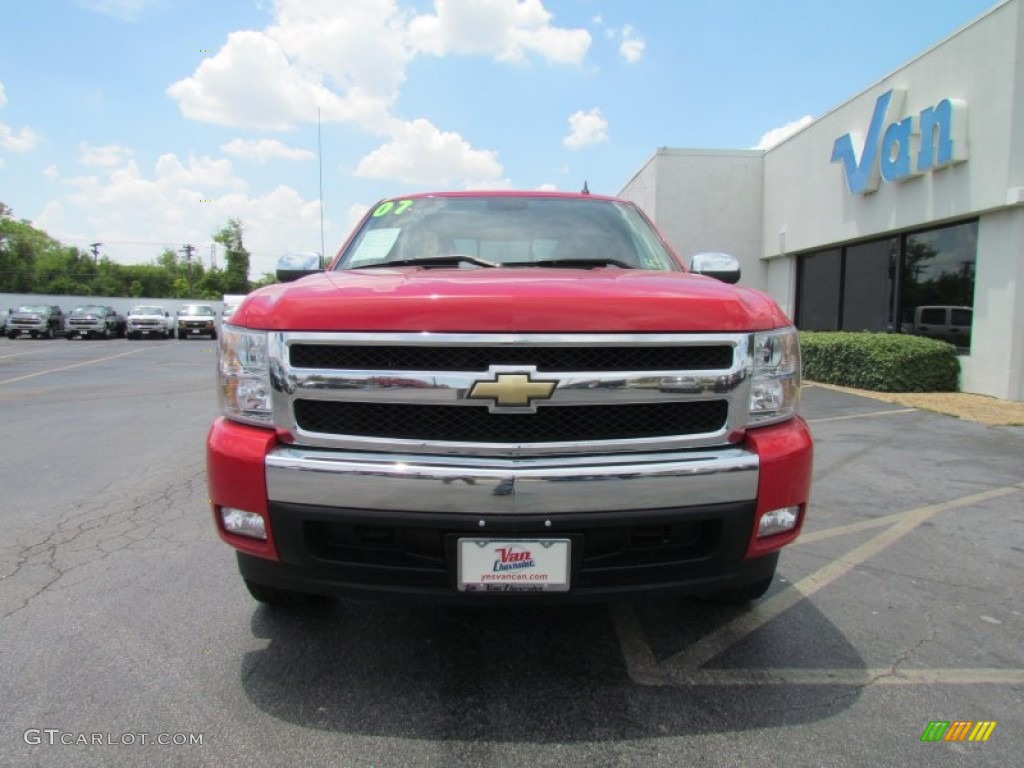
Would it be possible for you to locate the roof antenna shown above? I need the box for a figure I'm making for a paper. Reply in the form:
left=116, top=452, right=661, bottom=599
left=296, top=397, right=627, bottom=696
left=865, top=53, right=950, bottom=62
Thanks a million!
left=581, top=181, right=590, bottom=195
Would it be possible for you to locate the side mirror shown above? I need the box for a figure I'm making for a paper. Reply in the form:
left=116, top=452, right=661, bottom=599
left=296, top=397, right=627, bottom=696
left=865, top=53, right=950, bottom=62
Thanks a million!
left=277, top=251, right=323, bottom=283
left=689, top=252, right=741, bottom=284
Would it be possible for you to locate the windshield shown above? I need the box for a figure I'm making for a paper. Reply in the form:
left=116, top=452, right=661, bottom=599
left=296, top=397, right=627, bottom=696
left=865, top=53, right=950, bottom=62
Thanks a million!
left=17, top=305, right=51, bottom=313
left=180, top=306, right=215, bottom=316
left=334, top=196, right=680, bottom=271
left=131, top=306, right=163, bottom=315
left=73, top=306, right=106, bottom=314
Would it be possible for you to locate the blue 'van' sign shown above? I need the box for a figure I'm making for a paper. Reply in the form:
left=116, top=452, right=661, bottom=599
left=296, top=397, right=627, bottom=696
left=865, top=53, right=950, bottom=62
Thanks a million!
left=831, top=89, right=967, bottom=195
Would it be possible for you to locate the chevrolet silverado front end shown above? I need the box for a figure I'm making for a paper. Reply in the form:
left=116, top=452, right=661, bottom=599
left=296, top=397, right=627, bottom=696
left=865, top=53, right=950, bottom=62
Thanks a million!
left=207, top=192, right=812, bottom=607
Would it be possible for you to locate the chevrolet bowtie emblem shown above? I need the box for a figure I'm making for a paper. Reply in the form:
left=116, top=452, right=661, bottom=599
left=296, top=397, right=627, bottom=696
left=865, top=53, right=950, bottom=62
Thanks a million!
left=468, top=372, right=557, bottom=409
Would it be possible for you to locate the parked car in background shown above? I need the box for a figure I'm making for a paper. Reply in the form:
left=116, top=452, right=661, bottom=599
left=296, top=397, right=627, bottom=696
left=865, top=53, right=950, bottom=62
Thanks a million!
left=65, top=304, right=126, bottom=340
left=126, top=305, right=175, bottom=339
left=7, top=305, right=64, bottom=339
left=177, top=304, right=218, bottom=339
left=222, top=294, right=248, bottom=320
left=911, top=305, right=973, bottom=349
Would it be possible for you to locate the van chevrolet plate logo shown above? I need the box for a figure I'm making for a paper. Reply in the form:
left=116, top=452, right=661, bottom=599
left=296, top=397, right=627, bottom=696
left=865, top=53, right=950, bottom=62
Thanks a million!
left=467, top=372, right=557, bottom=409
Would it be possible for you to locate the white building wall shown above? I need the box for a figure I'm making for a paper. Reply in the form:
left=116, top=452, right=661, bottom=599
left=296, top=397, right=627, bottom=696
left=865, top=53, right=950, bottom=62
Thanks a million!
left=762, top=0, right=1023, bottom=256
left=965, top=207, right=1024, bottom=400
left=620, top=149, right=766, bottom=288
left=622, top=0, right=1024, bottom=400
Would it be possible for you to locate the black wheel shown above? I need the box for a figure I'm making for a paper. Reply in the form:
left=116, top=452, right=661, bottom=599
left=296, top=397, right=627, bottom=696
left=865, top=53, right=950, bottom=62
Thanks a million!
left=210, top=330, right=218, bottom=340
left=700, top=577, right=773, bottom=605
left=177, top=331, right=185, bottom=340
left=244, top=579, right=327, bottom=609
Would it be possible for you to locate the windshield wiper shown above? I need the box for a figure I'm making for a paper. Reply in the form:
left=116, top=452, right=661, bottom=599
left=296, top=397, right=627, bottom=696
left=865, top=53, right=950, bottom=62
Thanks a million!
left=350, top=254, right=499, bottom=269
left=514, top=258, right=635, bottom=270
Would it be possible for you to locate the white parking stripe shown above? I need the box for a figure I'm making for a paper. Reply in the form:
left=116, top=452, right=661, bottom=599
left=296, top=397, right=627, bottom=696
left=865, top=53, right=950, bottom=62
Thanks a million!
left=806, top=408, right=918, bottom=424
left=0, top=346, right=163, bottom=385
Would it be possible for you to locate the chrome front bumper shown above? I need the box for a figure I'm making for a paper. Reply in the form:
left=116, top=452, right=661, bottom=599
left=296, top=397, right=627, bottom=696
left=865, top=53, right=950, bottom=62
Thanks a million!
left=266, top=445, right=759, bottom=515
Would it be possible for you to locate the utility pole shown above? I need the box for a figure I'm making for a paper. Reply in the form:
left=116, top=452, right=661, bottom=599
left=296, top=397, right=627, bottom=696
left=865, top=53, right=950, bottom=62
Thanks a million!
left=180, top=243, right=196, bottom=297
left=90, top=242, right=102, bottom=264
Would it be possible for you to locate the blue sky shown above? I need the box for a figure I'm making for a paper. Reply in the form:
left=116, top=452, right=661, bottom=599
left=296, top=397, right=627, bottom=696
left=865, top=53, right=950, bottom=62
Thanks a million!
left=0, top=0, right=1001, bottom=277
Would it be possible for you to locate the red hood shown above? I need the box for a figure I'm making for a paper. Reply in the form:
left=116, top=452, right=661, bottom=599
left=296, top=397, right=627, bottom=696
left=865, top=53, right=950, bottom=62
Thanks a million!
left=232, top=268, right=791, bottom=333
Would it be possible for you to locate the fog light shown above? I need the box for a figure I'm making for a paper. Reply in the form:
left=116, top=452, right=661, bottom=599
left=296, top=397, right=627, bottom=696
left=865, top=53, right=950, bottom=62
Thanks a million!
left=221, top=508, right=267, bottom=540
left=757, top=506, right=799, bottom=538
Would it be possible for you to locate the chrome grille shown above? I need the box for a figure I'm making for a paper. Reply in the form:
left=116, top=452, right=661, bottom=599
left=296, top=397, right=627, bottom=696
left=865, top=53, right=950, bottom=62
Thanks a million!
left=294, top=400, right=728, bottom=442
left=270, top=331, right=753, bottom=456
left=290, top=343, right=733, bottom=371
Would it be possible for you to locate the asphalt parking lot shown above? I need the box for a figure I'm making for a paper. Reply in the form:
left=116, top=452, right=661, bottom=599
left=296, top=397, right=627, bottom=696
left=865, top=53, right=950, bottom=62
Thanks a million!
left=0, top=335, right=1021, bottom=767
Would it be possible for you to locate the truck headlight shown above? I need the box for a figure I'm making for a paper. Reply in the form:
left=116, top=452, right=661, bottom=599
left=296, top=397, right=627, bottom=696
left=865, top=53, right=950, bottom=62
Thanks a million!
left=749, top=327, right=800, bottom=426
left=218, top=325, right=272, bottom=426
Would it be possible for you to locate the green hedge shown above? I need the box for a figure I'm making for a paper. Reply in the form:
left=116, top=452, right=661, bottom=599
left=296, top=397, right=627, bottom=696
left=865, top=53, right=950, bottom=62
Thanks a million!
left=799, top=331, right=960, bottom=392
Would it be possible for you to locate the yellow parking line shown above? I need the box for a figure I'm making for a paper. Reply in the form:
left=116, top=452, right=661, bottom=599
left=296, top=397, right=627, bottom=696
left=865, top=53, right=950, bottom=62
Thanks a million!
left=0, top=347, right=161, bottom=386
left=619, top=482, right=1024, bottom=680
left=795, top=483, right=1024, bottom=545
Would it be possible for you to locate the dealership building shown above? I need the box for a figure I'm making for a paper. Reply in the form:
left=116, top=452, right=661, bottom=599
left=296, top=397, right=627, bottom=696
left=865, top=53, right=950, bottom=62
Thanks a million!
left=620, top=0, right=1023, bottom=402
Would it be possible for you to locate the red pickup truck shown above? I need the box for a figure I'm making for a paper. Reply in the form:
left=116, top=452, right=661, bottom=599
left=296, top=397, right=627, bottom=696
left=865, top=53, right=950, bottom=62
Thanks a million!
left=207, top=191, right=812, bottom=607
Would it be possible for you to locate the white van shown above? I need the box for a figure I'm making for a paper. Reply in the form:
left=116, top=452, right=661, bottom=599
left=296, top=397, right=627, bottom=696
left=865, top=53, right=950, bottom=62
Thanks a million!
left=912, top=305, right=972, bottom=347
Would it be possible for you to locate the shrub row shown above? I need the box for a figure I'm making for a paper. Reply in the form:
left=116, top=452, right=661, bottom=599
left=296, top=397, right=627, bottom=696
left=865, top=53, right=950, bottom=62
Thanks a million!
left=799, top=331, right=960, bottom=392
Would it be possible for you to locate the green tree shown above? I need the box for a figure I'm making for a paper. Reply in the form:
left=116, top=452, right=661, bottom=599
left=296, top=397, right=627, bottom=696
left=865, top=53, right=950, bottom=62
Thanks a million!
left=213, top=218, right=251, bottom=294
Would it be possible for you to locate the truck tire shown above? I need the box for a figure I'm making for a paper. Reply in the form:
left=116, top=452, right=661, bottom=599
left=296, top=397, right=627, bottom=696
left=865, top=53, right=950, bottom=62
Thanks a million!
left=243, top=579, right=326, bottom=609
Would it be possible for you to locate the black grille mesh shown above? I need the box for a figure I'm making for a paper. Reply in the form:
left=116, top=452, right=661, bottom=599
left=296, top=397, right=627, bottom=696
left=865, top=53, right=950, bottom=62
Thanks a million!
left=289, top=344, right=733, bottom=372
left=294, top=400, right=727, bottom=442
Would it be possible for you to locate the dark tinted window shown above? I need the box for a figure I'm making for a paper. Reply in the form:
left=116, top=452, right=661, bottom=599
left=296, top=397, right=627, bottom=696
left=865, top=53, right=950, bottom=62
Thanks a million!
left=950, top=309, right=972, bottom=326
left=901, top=221, right=977, bottom=351
left=842, top=238, right=897, bottom=332
left=796, top=248, right=841, bottom=330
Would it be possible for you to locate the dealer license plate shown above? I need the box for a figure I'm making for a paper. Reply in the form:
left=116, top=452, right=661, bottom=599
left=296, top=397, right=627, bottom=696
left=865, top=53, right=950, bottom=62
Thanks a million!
left=458, top=538, right=570, bottom=592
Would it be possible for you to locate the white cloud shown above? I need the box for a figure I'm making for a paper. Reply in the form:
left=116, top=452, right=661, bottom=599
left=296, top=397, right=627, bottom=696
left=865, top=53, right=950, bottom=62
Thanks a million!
left=618, top=25, right=644, bottom=63
left=753, top=115, right=814, bottom=149
left=0, top=123, right=39, bottom=152
left=563, top=108, right=608, bottom=149
left=409, top=0, right=590, bottom=64
left=536, top=182, right=557, bottom=191
left=166, top=0, right=591, bottom=190
left=166, top=30, right=373, bottom=131
left=0, top=82, right=40, bottom=152
left=354, top=118, right=503, bottom=187
left=43, top=164, right=59, bottom=180
left=43, top=151, right=324, bottom=276
left=80, top=143, right=134, bottom=167
left=220, top=138, right=316, bottom=162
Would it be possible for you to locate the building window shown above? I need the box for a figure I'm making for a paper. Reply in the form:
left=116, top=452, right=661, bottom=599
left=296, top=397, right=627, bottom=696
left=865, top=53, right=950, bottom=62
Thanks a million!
left=900, top=221, right=977, bottom=351
left=795, top=248, right=841, bottom=330
left=842, top=238, right=898, bottom=333
left=796, top=219, right=977, bottom=352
